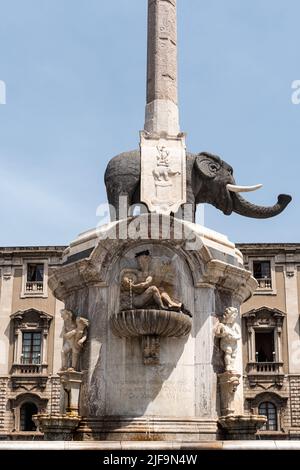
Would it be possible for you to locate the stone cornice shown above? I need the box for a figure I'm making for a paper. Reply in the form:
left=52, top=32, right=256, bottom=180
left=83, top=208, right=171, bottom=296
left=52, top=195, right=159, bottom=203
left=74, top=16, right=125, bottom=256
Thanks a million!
left=200, top=259, right=258, bottom=303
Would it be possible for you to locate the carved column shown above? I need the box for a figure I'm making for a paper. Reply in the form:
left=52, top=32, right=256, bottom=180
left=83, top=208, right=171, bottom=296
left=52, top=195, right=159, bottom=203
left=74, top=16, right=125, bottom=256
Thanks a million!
left=249, top=326, right=255, bottom=362
left=277, top=327, right=282, bottom=362
left=145, top=0, right=179, bottom=135
left=16, top=329, right=22, bottom=364
left=42, top=331, right=47, bottom=365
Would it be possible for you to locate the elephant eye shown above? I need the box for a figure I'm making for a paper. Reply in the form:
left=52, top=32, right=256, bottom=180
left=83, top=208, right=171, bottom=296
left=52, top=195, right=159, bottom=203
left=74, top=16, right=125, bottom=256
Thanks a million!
left=209, top=163, right=218, bottom=173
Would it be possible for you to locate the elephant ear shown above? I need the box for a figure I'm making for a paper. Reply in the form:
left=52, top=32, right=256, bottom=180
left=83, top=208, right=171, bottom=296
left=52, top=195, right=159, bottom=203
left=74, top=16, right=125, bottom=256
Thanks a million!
left=195, top=152, right=222, bottom=179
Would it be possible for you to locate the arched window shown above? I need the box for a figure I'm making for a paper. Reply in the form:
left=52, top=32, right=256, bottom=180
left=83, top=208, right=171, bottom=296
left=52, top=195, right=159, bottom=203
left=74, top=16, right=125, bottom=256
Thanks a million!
left=20, top=402, right=38, bottom=431
left=259, top=402, right=278, bottom=431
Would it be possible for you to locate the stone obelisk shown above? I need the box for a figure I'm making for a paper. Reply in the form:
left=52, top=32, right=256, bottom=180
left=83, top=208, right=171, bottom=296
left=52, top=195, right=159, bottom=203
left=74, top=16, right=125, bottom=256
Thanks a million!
left=144, top=0, right=179, bottom=136
left=141, top=0, right=186, bottom=215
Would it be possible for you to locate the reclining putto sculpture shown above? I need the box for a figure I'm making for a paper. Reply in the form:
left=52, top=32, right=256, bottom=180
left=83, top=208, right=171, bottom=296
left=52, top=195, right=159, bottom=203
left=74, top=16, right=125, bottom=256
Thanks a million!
left=121, top=250, right=191, bottom=317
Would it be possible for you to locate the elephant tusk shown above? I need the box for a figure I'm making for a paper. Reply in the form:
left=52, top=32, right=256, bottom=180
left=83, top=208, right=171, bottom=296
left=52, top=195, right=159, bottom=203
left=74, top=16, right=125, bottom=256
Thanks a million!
left=226, top=183, right=263, bottom=193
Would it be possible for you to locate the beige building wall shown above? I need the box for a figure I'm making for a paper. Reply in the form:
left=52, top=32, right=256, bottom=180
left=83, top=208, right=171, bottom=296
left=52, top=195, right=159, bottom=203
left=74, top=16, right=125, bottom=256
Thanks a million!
left=0, top=269, right=13, bottom=375
left=242, top=270, right=286, bottom=313
left=0, top=247, right=66, bottom=438
left=238, top=243, right=300, bottom=438
left=240, top=244, right=300, bottom=376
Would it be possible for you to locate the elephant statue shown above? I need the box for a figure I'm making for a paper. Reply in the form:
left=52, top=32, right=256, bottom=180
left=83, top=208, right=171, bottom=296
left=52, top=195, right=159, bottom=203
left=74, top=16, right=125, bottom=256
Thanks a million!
left=104, top=150, right=291, bottom=222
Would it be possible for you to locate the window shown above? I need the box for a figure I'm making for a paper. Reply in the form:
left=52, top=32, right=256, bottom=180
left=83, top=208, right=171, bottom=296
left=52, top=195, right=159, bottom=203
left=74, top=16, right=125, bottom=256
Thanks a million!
left=21, top=260, right=48, bottom=298
left=26, top=263, right=44, bottom=292
left=10, top=309, right=52, bottom=376
left=259, top=402, right=278, bottom=431
left=21, top=332, right=42, bottom=365
left=255, top=331, right=275, bottom=362
left=20, top=402, right=38, bottom=431
left=253, top=261, right=272, bottom=289
left=243, top=307, right=285, bottom=383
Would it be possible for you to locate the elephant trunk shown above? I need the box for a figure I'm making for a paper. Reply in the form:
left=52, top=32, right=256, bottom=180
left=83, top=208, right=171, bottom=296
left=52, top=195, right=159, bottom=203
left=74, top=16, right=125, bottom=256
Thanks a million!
left=231, top=193, right=292, bottom=219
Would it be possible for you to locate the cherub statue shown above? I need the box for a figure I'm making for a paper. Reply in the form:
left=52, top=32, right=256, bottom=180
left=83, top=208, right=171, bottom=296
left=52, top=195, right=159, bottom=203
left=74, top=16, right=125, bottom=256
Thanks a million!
left=215, top=307, right=241, bottom=371
left=61, top=309, right=89, bottom=371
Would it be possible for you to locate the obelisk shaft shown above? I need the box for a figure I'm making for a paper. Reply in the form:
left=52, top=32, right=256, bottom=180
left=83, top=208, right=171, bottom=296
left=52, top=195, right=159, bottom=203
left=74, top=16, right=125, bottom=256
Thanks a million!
left=144, top=0, right=180, bottom=136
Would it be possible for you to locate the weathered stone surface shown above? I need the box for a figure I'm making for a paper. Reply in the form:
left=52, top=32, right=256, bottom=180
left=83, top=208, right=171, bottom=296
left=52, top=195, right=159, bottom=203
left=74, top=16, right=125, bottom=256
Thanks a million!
left=147, top=0, right=177, bottom=105
left=47, top=219, right=258, bottom=440
left=218, top=371, right=241, bottom=416
left=33, top=414, right=81, bottom=441
left=111, top=309, right=192, bottom=338
left=58, top=370, right=83, bottom=416
left=76, top=416, right=218, bottom=442
left=218, top=414, right=267, bottom=440
left=145, top=0, right=179, bottom=135
left=140, top=132, right=186, bottom=214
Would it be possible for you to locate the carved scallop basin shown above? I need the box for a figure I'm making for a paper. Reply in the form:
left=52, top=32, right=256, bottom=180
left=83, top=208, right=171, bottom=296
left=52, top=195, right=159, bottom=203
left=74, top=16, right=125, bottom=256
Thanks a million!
left=110, top=309, right=192, bottom=365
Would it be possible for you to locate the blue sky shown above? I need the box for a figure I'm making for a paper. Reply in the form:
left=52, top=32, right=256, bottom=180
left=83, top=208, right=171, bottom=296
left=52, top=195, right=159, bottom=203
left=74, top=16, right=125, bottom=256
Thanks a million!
left=0, top=0, right=299, bottom=246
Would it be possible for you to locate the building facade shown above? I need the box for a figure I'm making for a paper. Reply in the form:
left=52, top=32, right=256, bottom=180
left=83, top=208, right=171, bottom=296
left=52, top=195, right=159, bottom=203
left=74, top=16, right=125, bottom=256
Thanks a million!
left=0, top=243, right=299, bottom=440
left=0, top=247, right=65, bottom=439
left=240, top=243, right=300, bottom=439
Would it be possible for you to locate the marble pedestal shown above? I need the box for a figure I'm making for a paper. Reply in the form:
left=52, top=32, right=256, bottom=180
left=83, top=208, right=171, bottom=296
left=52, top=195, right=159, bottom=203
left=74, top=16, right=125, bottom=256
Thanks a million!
left=218, top=415, right=267, bottom=440
left=34, top=371, right=83, bottom=440
left=218, top=371, right=241, bottom=417
left=48, top=215, right=258, bottom=441
left=33, top=415, right=81, bottom=441
left=58, top=370, right=83, bottom=416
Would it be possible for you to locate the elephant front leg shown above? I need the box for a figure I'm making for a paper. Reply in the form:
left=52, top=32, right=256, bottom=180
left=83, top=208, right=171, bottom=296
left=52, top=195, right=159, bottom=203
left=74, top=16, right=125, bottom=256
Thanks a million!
left=107, top=190, right=131, bottom=221
left=177, top=195, right=196, bottom=222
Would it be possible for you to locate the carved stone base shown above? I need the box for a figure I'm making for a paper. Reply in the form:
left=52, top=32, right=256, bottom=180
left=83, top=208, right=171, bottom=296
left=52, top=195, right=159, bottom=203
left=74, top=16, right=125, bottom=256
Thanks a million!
left=49, top=218, right=259, bottom=438
left=58, top=370, right=83, bottom=416
left=33, top=414, right=81, bottom=441
left=111, top=309, right=192, bottom=365
left=76, top=416, right=219, bottom=441
left=142, top=336, right=160, bottom=365
left=218, top=414, right=267, bottom=440
left=218, top=371, right=241, bottom=416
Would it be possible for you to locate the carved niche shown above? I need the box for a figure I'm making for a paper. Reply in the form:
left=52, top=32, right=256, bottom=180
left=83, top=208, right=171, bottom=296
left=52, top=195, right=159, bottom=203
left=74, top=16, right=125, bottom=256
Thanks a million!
left=110, top=247, right=192, bottom=365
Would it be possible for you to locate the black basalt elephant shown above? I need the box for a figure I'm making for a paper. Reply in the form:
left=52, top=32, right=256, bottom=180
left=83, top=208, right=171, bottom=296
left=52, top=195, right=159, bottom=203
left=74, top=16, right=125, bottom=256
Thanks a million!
left=104, top=150, right=291, bottom=222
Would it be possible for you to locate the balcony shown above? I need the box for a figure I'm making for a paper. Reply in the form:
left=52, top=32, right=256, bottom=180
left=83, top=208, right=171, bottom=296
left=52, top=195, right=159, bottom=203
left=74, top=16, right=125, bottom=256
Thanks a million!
left=11, top=362, right=48, bottom=391
left=11, top=363, right=48, bottom=375
left=247, top=361, right=284, bottom=387
left=256, top=278, right=272, bottom=290
left=248, top=362, right=283, bottom=374
left=25, top=281, right=44, bottom=293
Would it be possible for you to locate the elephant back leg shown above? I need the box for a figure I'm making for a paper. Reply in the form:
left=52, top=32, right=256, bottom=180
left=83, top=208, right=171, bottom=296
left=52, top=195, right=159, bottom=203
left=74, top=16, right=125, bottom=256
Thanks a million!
left=106, top=184, right=132, bottom=221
